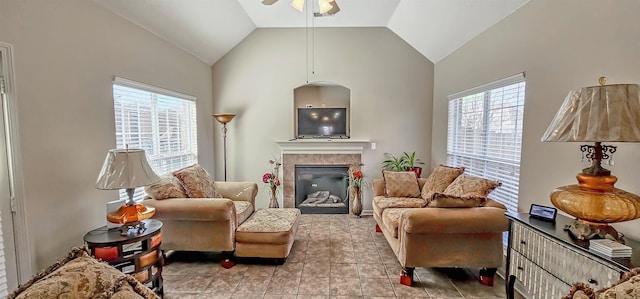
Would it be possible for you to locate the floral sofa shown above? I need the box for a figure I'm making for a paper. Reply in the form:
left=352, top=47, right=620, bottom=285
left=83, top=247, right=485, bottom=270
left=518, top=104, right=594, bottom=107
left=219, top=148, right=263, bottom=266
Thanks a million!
left=142, top=164, right=257, bottom=267
left=9, top=246, right=159, bottom=299
left=373, top=166, right=509, bottom=286
left=564, top=268, right=640, bottom=298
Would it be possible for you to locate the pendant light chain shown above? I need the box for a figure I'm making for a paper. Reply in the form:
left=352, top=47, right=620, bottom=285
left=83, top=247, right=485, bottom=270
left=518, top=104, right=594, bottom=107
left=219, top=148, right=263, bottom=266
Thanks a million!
left=305, top=0, right=309, bottom=84
left=311, top=1, right=315, bottom=77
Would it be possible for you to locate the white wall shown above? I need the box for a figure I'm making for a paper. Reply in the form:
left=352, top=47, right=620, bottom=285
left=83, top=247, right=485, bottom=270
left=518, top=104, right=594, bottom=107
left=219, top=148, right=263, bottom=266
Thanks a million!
left=433, top=0, right=640, bottom=237
left=213, top=28, right=434, bottom=211
left=0, top=0, right=213, bottom=271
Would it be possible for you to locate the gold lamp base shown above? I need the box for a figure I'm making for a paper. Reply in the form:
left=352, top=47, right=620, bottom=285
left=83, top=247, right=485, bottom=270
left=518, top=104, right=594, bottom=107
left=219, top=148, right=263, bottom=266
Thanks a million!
left=551, top=174, right=640, bottom=243
left=107, top=203, right=156, bottom=236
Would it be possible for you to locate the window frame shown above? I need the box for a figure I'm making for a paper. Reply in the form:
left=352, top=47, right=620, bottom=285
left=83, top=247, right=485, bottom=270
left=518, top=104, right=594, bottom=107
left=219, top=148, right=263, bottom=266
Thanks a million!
left=112, top=77, right=198, bottom=201
left=446, top=73, right=526, bottom=213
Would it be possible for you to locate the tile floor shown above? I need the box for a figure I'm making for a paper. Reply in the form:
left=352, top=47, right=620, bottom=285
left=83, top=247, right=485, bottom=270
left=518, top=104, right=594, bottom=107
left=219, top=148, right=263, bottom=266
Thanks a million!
left=163, top=214, right=522, bottom=298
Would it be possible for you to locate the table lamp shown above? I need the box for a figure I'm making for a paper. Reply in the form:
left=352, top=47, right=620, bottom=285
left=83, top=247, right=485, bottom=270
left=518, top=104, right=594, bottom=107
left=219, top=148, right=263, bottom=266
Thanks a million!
left=541, top=77, right=640, bottom=243
left=213, top=113, right=236, bottom=181
left=96, top=148, right=160, bottom=235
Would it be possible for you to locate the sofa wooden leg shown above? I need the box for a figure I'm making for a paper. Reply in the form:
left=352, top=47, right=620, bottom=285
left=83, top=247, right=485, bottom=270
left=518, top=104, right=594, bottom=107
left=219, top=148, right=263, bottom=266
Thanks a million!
left=272, top=258, right=286, bottom=265
left=221, top=258, right=235, bottom=269
left=479, top=268, right=497, bottom=286
left=400, top=267, right=414, bottom=286
left=220, top=251, right=236, bottom=269
left=375, top=224, right=382, bottom=233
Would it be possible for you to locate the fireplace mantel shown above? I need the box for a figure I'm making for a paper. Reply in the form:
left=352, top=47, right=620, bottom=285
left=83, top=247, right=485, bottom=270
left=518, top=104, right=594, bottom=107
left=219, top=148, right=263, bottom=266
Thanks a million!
left=276, top=139, right=371, bottom=155
left=277, top=139, right=368, bottom=209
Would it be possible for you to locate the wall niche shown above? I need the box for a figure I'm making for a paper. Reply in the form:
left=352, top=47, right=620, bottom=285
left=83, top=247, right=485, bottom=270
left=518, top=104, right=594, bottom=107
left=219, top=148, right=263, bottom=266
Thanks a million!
left=293, top=82, right=351, bottom=139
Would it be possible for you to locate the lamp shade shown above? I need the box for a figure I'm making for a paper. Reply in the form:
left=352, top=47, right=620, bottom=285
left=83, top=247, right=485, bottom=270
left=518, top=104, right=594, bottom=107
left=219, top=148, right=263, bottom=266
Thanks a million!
left=541, top=83, right=640, bottom=142
left=319, top=0, right=333, bottom=13
left=290, top=0, right=304, bottom=12
left=96, top=149, right=160, bottom=190
left=212, top=113, right=236, bottom=125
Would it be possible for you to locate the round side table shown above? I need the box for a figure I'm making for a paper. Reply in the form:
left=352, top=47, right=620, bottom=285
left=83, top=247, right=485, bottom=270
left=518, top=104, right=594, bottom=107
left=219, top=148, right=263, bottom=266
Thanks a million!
left=83, top=219, right=163, bottom=296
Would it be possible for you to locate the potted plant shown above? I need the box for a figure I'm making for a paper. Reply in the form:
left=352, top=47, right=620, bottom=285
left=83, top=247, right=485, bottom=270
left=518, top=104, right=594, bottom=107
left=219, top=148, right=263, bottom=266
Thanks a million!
left=382, top=153, right=406, bottom=171
left=402, top=151, right=424, bottom=178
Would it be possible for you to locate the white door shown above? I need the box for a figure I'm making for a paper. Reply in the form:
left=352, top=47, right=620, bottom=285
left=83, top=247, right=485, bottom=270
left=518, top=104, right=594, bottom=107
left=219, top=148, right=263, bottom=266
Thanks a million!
left=0, top=51, right=19, bottom=296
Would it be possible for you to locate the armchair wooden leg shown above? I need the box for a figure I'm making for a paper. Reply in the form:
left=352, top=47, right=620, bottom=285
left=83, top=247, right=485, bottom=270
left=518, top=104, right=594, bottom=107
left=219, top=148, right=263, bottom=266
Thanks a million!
left=479, top=268, right=497, bottom=286
left=375, top=224, right=382, bottom=233
left=220, top=251, right=236, bottom=269
left=400, top=267, right=414, bottom=286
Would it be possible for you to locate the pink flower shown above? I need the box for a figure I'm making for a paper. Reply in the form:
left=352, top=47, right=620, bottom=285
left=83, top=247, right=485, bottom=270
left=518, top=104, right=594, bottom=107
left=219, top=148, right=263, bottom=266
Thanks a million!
left=262, top=173, right=272, bottom=183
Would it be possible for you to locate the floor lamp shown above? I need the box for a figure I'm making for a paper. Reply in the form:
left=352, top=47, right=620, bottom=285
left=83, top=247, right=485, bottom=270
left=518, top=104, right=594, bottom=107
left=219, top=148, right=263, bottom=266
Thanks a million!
left=213, top=113, right=236, bottom=181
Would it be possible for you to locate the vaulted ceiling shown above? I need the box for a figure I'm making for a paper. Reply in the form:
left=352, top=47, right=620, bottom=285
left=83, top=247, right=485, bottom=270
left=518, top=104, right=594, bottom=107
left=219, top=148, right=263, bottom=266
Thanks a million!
left=94, top=0, right=530, bottom=65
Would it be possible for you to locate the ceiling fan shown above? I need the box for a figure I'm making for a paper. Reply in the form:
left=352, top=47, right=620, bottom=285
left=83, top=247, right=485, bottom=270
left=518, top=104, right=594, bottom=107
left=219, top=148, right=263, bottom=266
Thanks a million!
left=261, top=0, right=341, bottom=15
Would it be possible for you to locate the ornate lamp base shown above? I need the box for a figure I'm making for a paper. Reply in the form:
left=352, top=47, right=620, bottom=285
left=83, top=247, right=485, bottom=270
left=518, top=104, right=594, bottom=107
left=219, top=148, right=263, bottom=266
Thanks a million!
left=107, top=203, right=156, bottom=236
left=551, top=173, right=640, bottom=244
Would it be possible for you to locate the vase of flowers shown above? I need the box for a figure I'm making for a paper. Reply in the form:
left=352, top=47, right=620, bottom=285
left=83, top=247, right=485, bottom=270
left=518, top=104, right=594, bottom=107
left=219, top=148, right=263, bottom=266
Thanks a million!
left=263, top=159, right=281, bottom=208
left=349, top=164, right=364, bottom=217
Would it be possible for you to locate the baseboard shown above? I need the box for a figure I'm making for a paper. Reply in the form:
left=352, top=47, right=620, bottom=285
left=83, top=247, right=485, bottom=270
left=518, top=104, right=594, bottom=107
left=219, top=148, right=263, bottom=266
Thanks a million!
left=361, top=209, right=373, bottom=216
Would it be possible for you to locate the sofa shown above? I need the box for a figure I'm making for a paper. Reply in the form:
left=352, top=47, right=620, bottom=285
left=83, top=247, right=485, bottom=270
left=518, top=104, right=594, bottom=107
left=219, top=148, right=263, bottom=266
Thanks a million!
left=142, top=164, right=257, bottom=267
left=9, top=246, right=159, bottom=299
left=564, top=267, right=640, bottom=298
left=372, top=166, right=509, bottom=286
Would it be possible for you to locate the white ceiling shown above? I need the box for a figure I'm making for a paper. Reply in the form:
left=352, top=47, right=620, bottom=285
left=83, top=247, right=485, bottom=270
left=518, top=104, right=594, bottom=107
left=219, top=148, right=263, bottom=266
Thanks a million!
left=94, top=0, right=530, bottom=65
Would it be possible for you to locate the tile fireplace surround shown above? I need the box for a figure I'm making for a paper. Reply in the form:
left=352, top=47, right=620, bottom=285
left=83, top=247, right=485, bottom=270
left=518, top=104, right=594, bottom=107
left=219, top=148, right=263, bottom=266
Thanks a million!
left=276, top=140, right=370, bottom=210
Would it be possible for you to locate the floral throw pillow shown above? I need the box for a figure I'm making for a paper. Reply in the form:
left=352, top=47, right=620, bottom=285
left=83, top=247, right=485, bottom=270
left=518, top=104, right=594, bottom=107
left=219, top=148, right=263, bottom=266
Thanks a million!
left=144, top=174, right=187, bottom=200
left=426, top=193, right=487, bottom=208
left=442, top=174, right=501, bottom=198
left=383, top=171, right=421, bottom=198
left=173, top=164, right=222, bottom=198
left=420, top=165, right=465, bottom=201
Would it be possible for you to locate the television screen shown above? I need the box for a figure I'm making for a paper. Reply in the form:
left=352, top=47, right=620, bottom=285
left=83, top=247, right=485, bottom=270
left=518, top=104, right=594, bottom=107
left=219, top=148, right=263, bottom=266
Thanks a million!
left=297, top=108, right=348, bottom=138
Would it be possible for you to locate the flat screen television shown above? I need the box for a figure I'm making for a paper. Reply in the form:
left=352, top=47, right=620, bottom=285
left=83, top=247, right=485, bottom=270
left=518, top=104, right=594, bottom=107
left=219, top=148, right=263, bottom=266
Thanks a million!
left=297, top=107, right=348, bottom=139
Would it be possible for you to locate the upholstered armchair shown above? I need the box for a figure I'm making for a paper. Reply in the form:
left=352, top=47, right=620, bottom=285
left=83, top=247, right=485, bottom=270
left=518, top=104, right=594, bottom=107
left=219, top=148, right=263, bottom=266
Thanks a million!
left=142, top=165, right=258, bottom=256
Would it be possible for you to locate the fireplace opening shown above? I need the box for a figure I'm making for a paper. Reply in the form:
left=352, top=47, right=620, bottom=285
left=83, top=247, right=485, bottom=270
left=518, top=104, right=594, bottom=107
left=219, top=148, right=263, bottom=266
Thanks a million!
left=295, top=165, right=349, bottom=214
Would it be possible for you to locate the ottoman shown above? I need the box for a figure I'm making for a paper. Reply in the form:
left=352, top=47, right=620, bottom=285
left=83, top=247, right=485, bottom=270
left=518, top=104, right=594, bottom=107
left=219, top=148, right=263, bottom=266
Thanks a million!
left=235, top=208, right=301, bottom=260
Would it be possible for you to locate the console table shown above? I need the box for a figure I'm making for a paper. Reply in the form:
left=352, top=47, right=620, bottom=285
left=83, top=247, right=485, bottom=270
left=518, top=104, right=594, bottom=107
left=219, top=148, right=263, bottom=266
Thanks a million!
left=505, top=212, right=640, bottom=299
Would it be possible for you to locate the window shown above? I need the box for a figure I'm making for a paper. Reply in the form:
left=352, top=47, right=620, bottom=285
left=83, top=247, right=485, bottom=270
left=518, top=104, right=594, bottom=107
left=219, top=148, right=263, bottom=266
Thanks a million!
left=113, top=77, right=197, bottom=201
left=447, top=73, right=525, bottom=214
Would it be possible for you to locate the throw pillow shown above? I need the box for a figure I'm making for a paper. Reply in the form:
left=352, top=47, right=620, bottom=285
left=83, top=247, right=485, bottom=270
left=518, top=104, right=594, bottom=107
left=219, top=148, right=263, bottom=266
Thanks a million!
left=443, top=174, right=501, bottom=197
left=420, top=164, right=465, bottom=201
left=383, top=171, right=421, bottom=198
left=426, top=193, right=487, bottom=208
left=173, top=164, right=222, bottom=198
left=144, top=174, right=187, bottom=200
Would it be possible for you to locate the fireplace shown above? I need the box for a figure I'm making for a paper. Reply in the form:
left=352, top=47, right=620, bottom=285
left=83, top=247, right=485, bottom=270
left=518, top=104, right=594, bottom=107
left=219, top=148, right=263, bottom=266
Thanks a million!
left=295, top=165, right=349, bottom=214
left=277, top=139, right=369, bottom=213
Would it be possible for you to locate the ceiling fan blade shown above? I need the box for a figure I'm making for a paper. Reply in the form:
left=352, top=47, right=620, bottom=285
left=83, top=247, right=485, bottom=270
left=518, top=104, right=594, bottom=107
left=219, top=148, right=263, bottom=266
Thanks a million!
left=327, top=0, right=339, bottom=15
left=262, top=0, right=279, bottom=4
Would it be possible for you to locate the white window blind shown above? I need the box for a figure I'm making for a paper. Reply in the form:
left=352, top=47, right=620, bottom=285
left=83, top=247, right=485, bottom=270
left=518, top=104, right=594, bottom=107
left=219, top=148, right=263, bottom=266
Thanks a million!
left=447, top=73, right=525, bottom=214
left=113, top=77, right=198, bottom=201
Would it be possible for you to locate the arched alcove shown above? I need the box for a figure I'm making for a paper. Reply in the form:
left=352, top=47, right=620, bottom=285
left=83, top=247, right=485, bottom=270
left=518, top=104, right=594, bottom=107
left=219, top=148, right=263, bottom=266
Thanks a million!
left=293, top=82, right=351, bottom=138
